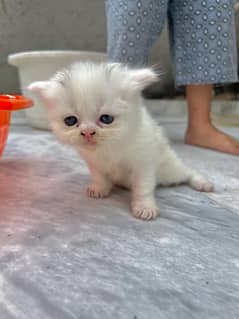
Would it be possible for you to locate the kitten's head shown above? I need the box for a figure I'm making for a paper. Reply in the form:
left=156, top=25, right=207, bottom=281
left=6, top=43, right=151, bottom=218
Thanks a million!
left=28, top=62, right=157, bottom=150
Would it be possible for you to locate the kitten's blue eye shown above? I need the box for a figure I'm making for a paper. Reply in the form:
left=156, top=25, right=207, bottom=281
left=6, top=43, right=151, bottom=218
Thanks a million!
left=99, top=114, right=114, bottom=124
left=64, top=116, right=78, bottom=126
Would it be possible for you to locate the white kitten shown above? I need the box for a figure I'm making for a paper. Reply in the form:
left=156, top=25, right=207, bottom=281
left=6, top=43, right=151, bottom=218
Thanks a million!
left=28, top=62, right=213, bottom=220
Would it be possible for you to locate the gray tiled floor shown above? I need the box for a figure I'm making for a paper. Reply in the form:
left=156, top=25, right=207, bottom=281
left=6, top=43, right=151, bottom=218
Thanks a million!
left=0, top=120, right=238, bottom=319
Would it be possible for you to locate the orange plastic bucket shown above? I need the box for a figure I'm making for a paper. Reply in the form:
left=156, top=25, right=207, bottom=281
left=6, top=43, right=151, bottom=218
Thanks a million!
left=0, top=95, right=33, bottom=156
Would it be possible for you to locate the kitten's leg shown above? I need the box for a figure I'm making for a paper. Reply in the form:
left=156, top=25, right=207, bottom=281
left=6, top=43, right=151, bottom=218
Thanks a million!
left=158, top=148, right=213, bottom=192
left=87, top=166, right=113, bottom=198
left=131, top=171, right=159, bottom=220
left=187, top=169, right=214, bottom=192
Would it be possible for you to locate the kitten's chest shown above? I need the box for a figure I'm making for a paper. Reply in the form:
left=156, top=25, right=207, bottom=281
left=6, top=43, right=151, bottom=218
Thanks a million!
left=81, top=149, right=132, bottom=185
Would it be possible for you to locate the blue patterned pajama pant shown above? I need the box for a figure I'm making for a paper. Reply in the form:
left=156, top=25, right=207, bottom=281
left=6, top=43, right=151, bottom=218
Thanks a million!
left=106, top=0, right=238, bottom=86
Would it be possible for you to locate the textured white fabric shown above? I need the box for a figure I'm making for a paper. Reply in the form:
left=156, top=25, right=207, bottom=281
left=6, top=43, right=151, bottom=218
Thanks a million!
left=0, top=120, right=238, bottom=319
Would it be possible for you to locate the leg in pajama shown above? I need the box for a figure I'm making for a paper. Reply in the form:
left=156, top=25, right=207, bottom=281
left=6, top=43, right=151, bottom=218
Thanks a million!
left=106, top=0, right=238, bottom=85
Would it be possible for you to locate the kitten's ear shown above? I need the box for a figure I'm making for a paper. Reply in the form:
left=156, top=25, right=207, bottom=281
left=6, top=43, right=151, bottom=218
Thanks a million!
left=28, top=81, right=60, bottom=108
left=28, top=81, right=52, bottom=99
left=127, top=68, right=158, bottom=91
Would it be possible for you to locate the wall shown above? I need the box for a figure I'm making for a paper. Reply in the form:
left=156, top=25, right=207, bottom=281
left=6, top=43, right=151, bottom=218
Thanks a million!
left=0, top=0, right=107, bottom=93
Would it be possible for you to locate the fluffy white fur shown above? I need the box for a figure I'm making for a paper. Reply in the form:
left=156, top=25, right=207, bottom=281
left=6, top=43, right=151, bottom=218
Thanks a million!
left=28, top=62, right=213, bottom=220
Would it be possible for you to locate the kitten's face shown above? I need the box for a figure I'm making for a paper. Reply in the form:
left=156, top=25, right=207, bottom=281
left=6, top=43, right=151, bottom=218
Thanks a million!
left=29, top=63, right=157, bottom=150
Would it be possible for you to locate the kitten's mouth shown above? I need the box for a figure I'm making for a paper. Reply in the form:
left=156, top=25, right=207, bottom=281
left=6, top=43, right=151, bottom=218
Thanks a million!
left=82, top=139, right=97, bottom=148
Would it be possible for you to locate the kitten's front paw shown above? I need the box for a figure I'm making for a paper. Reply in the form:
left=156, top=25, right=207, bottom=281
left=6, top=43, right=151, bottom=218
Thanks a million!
left=189, top=175, right=214, bottom=192
left=132, top=203, right=159, bottom=221
left=87, top=184, right=111, bottom=198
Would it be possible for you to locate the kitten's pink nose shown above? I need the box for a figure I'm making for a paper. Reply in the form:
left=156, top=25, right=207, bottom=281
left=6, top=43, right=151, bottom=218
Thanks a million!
left=80, top=128, right=96, bottom=139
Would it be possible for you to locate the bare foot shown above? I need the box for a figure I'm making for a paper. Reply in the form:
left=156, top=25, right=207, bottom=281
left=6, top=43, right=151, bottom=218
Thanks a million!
left=185, top=124, right=239, bottom=155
